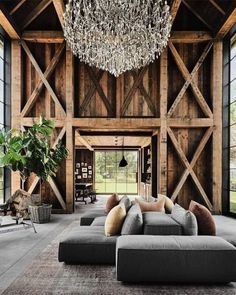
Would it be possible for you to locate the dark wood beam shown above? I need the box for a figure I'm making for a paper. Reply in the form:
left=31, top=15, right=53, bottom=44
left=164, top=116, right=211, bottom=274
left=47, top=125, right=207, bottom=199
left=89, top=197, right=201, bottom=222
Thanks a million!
left=0, top=5, right=21, bottom=39
left=182, top=0, right=212, bottom=30
left=170, top=0, right=182, bottom=24
left=22, top=31, right=64, bottom=43
left=209, top=0, right=225, bottom=15
left=53, top=0, right=65, bottom=28
left=10, top=0, right=28, bottom=15
left=171, top=31, right=212, bottom=43
left=215, top=5, right=236, bottom=38
left=22, top=0, right=52, bottom=30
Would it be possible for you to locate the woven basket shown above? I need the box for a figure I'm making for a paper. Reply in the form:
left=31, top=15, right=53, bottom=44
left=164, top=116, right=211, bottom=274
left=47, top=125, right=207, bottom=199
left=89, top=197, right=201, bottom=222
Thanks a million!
left=29, top=204, right=52, bottom=223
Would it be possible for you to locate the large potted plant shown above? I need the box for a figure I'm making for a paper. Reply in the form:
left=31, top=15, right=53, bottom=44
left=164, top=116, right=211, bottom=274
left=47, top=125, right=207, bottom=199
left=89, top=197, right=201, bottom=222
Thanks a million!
left=0, top=116, right=68, bottom=223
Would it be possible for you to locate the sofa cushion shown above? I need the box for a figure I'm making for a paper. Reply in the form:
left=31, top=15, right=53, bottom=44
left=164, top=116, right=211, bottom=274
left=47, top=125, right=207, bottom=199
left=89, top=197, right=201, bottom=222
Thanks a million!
left=171, top=204, right=198, bottom=235
left=121, top=203, right=143, bottom=235
left=143, top=212, right=182, bottom=235
left=105, top=204, right=126, bottom=237
left=80, top=209, right=106, bottom=225
left=105, top=193, right=119, bottom=213
left=116, top=235, right=236, bottom=283
left=58, top=226, right=117, bottom=264
left=158, top=194, right=174, bottom=213
left=119, top=195, right=132, bottom=211
left=91, top=216, right=106, bottom=226
left=189, top=200, right=216, bottom=236
left=135, top=196, right=165, bottom=213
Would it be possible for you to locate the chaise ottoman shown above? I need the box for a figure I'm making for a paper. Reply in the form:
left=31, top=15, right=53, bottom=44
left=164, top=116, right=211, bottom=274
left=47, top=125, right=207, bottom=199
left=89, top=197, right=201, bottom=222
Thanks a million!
left=116, top=235, right=236, bottom=283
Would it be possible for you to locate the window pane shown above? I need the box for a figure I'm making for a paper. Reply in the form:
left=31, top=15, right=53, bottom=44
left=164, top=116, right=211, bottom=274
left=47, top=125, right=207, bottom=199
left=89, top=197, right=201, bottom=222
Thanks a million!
left=231, top=35, right=236, bottom=59
left=230, top=169, right=236, bottom=190
left=0, top=80, right=3, bottom=102
left=230, top=191, right=236, bottom=214
left=230, top=101, right=236, bottom=125
left=0, top=58, right=3, bottom=81
left=230, top=124, right=236, bottom=146
left=230, top=147, right=236, bottom=168
left=231, top=56, right=236, bottom=81
left=230, top=79, right=236, bottom=104
left=0, top=102, right=3, bottom=125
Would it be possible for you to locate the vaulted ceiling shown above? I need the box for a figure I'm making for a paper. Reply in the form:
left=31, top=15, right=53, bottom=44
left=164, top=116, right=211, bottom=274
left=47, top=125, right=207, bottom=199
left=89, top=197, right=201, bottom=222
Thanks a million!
left=0, top=0, right=236, bottom=41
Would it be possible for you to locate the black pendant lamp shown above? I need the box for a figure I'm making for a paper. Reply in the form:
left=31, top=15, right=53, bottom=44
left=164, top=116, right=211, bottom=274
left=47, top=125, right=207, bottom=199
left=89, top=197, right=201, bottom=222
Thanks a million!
left=119, top=137, right=128, bottom=167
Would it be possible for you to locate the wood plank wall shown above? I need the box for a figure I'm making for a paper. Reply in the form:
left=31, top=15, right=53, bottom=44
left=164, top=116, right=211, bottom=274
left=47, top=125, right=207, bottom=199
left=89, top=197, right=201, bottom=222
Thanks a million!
left=12, top=38, right=222, bottom=213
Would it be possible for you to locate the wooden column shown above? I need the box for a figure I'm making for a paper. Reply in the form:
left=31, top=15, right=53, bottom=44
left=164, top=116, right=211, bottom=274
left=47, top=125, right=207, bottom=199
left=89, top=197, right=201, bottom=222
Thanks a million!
left=158, top=49, right=168, bottom=195
left=65, top=46, right=74, bottom=212
left=212, top=40, right=223, bottom=213
left=11, top=41, right=21, bottom=193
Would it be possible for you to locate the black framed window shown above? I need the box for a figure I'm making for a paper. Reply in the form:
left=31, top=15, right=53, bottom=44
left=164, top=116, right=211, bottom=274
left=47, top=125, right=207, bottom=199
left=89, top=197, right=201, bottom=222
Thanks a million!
left=223, top=25, right=236, bottom=216
left=95, top=150, right=138, bottom=194
left=0, top=31, right=10, bottom=203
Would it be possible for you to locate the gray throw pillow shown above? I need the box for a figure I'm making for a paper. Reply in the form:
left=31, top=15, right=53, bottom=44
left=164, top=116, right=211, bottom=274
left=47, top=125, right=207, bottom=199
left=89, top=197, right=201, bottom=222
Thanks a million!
left=119, top=195, right=132, bottom=212
left=171, top=203, right=198, bottom=235
left=121, top=203, right=143, bottom=235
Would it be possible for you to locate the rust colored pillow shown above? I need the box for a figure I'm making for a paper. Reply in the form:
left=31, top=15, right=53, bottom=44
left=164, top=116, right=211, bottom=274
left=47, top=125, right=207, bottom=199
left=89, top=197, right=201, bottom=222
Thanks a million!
left=189, top=200, right=216, bottom=235
left=136, top=196, right=165, bottom=213
left=105, top=193, right=119, bottom=213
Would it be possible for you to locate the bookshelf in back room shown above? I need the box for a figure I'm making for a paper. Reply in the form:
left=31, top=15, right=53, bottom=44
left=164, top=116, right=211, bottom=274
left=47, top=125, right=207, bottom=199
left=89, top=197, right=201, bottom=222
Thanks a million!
left=140, top=145, right=152, bottom=200
left=74, top=148, right=94, bottom=184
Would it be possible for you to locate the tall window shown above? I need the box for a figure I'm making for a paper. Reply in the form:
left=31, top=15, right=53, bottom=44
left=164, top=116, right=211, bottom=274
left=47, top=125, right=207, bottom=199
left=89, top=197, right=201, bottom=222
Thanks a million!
left=95, top=150, right=138, bottom=194
left=229, top=34, right=236, bottom=214
left=0, top=34, right=10, bottom=203
left=223, top=26, right=236, bottom=216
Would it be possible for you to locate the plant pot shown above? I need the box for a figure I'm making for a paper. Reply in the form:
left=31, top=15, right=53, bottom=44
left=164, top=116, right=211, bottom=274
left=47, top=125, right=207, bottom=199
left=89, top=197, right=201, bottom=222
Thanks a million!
left=29, top=204, right=52, bottom=223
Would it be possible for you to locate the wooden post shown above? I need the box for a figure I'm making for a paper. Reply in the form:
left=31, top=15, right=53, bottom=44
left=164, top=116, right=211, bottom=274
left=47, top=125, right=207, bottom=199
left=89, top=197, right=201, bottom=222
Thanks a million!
left=159, top=49, right=168, bottom=195
left=65, top=46, right=74, bottom=213
left=212, top=41, right=223, bottom=213
left=11, top=41, right=21, bottom=193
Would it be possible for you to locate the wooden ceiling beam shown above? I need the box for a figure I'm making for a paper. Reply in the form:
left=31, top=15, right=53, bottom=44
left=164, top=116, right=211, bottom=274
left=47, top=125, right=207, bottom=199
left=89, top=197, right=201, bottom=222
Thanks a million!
left=170, top=0, right=182, bottom=24
left=171, top=31, right=212, bottom=43
left=215, top=6, right=236, bottom=38
left=53, top=0, right=65, bottom=28
left=10, top=0, right=28, bottom=15
left=209, top=0, right=225, bottom=15
left=75, top=131, right=94, bottom=151
left=22, top=0, right=52, bottom=30
left=0, top=6, right=21, bottom=39
left=22, top=31, right=64, bottom=43
left=182, top=0, right=212, bottom=30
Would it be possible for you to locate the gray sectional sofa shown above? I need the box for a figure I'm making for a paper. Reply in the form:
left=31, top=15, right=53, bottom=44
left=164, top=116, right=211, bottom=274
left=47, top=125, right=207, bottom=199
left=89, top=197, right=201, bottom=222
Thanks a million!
left=58, top=202, right=236, bottom=283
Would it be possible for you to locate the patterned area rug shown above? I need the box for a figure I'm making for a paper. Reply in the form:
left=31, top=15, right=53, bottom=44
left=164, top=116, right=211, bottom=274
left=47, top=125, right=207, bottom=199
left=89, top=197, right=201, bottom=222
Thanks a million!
left=2, top=219, right=236, bottom=295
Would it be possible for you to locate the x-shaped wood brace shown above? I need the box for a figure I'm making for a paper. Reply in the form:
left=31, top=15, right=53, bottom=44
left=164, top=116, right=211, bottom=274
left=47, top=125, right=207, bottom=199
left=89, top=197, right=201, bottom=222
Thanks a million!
left=120, top=66, right=148, bottom=116
left=79, top=68, right=104, bottom=115
left=27, top=127, right=67, bottom=210
left=167, top=126, right=213, bottom=210
left=21, top=40, right=66, bottom=117
left=131, top=72, right=156, bottom=116
left=168, top=41, right=213, bottom=118
left=84, top=67, right=113, bottom=115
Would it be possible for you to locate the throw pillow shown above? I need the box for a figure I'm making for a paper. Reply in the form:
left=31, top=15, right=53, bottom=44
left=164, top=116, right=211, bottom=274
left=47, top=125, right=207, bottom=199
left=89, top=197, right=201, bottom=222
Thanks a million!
left=189, top=200, right=216, bottom=235
left=121, top=203, right=143, bottom=235
left=171, top=203, right=198, bottom=235
left=119, top=195, right=132, bottom=211
left=158, top=194, right=174, bottom=213
left=135, top=196, right=165, bottom=213
left=105, top=203, right=126, bottom=236
left=105, top=193, right=119, bottom=213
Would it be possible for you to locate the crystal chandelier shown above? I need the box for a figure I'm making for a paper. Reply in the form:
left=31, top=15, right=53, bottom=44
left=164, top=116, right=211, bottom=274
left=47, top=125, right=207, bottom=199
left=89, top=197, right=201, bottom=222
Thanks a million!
left=64, top=0, right=172, bottom=77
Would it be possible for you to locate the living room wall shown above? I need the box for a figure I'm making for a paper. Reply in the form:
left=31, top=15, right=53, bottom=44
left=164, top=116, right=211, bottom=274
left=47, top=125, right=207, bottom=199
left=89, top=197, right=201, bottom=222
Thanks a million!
left=11, top=37, right=222, bottom=213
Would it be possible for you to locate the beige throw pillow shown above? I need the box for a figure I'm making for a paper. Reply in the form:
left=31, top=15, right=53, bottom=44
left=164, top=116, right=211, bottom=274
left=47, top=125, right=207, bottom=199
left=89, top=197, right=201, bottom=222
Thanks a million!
left=105, top=203, right=126, bottom=236
left=135, top=196, right=165, bottom=213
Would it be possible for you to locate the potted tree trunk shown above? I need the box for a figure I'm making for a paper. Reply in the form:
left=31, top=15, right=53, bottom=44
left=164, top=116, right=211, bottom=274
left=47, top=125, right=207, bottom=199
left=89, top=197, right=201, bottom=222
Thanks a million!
left=0, top=115, right=68, bottom=223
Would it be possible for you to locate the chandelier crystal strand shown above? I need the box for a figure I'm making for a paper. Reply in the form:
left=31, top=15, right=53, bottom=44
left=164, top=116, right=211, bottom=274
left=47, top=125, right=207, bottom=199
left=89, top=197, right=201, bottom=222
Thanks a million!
left=64, top=0, right=172, bottom=77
